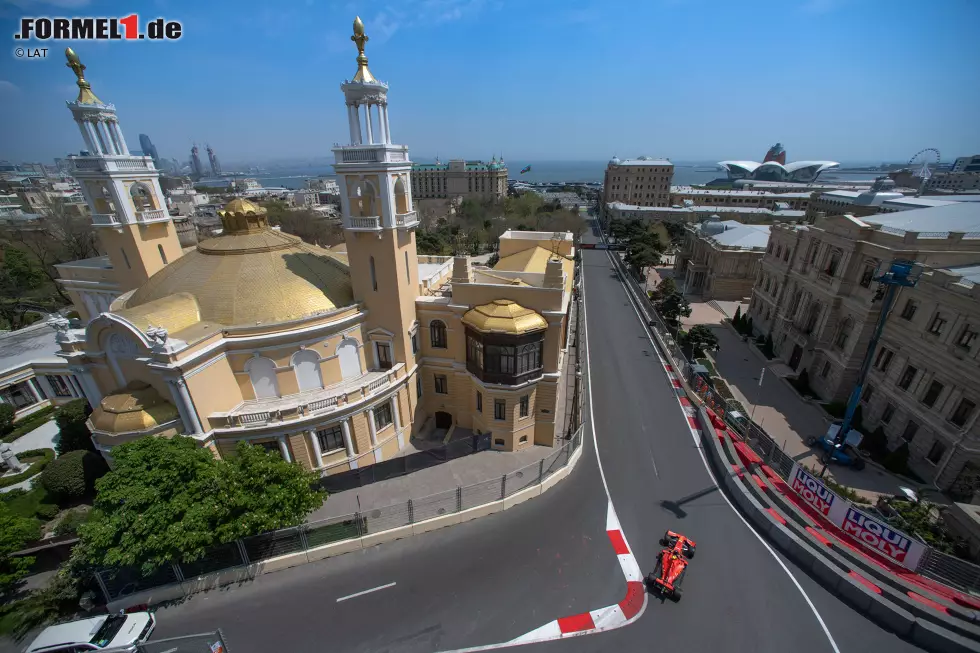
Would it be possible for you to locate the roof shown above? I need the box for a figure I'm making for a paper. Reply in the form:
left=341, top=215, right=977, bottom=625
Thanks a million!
left=671, top=186, right=812, bottom=199
left=0, top=321, right=63, bottom=376
left=461, top=300, right=547, bottom=335
left=607, top=202, right=805, bottom=219
left=860, top=202, right=980, bottom=236
left=609, top=157, right=672, bottom=167
left=496, top=245, right=574, bottom=294
left=122, top=227, right=353, bottom=329
left=942, top=264, right=980, bottom=286
left=881, top=197, right=957, bottom=210
left=89, top=381, right=180, bottom=434
left=700, top=222, right=771, bottom=250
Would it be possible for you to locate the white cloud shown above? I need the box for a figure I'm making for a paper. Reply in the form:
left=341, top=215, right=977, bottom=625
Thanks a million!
left=0, top=81, right=21, bottom=96
left=360, top=0, right=488, bottom=44
left=6, top=0, right=92, bottom=8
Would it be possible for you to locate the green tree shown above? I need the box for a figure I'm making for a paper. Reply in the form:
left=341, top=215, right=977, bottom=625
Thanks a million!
left=732, top=306, right=743, bottom=331
left=651, top=277, right=677, bottom=303
left=55, top=399, right=94, bottom=455
left=682, top=325, right=720, bottom=358
left=659, top=292, right=692, bottom=327
left=0, top=247, right=50, bottom=330
left=77, top=437, right=324, bottom=574
left=746, top=316, right=754, bottom=336
left=624, top=243, right=661, bottom=276
left=1, top=502, right=39, bottom=597
left=41, top=450, right=109, bottom=502
left=0, top=402, right=14, bottom=436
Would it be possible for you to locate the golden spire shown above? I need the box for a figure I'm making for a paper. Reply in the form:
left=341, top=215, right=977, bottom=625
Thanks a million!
left=65, top=47, right=103, bottom=105
left=350, top=16, right=376, bottom=83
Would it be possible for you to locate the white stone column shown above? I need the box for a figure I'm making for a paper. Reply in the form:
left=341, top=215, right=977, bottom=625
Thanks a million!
left=308, top=429, right=323, bottom=468
left=70, top=367, right=102, bottom=407
left=84, top=121, right=102, bottom=155
left=166, top=379, right=194, bottom=435
left=341, top=420, right=357, bottom=468
left=67, top=375, right=83, bottom=398
left=77, top=119, right=97, bottom=153
left=36, top=375, right=55, bottom=400
left=25, top=379, right=42, bottom=403
left=172, top=377, right=203, bottom=434
left=352, top=103, right=362, bottom=144
left=277, top=436, right=292, bottom=463
left=364, top=104, right=374, bottom=144
left=390, top=394, right=403, bottom=448
left=367, top=408, right=378, bottom=446
left=347, top=104, right=358, bottom=144
left=95, top=121, right=115, bottom=155
left=112, top=121, right=130, bottom=155
left=381, top=105, right=390, bottom=144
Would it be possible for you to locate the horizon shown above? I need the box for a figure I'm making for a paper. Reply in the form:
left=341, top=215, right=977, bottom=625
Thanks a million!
left=1, top=0, right=979, bottom=165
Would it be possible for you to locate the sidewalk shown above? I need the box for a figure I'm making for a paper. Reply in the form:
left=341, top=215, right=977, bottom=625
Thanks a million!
left=705, top=323, right=910, bottom=502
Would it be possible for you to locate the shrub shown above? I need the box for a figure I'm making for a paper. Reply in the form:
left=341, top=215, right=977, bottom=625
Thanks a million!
left=0, top=403, right=14, bottom=436
left=53, top=508, right=89, bottom=537
left=746, top=316, right=754, bottom=336
left=40, top=450, right=108, bottom=502
left=791, top=368, right=812, bottom=396
left=35, top=503, right=60, bottom=520
left=732, top=306, right=743, bottom=331
left=884, top=441, right=911, bottom=475
left=54, top=399, right=93, bottom=455
left=861, top=426, right=889, bottom=460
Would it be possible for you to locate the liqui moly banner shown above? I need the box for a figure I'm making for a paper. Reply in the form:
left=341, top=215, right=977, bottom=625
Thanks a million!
left=788, top=463, right=849, bottom=524
left=840, top=507, right=926, bottom=569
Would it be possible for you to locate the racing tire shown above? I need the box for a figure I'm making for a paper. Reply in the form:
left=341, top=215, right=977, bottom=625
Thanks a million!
left=672, top=571, right=685, bottom=602
left=684, top=544, right=696, bottom=559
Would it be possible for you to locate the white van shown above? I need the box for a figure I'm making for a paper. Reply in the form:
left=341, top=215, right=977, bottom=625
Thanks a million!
left=24, top=611, right=155, bottom=653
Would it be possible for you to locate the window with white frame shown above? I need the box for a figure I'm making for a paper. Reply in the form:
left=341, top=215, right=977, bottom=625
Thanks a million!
left=374, top=403, right=393, bottom=430
left=316, top=425, right=344, bottom=452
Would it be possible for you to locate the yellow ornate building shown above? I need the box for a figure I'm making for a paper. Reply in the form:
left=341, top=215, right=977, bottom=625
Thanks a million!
left=53, top=20, right=574, bottom=476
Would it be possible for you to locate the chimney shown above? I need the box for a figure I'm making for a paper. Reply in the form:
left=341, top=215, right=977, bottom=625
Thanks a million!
left=451, top=256, right=471, bottom=284
left=544, top=258, right=564, bottom=289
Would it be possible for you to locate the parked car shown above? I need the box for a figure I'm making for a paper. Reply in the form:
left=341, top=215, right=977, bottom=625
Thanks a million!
left=25, top=611, right=155, bottom=653
left=805, top=423, right=866, bottom=470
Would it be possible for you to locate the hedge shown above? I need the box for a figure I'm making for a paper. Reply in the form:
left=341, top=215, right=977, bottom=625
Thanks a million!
left=40, top=450, right=108, bottom=501
left=0, top=448, right=55, bottom=489
left=2, top=406, right=57, bottom=444
left=54, top=399, right=94, bottom=455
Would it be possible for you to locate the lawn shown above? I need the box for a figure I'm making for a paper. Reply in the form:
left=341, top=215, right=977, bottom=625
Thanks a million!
left=696, top=358, right=716, bottom=375
left=2, top=406, right=56, bottom=443
left=2, top=485, right=57, bottom=521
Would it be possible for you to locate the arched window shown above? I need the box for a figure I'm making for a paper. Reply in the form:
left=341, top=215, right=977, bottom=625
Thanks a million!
left=369, top=256, right=378, bottom=291
left=430, top=320, right=447, bottom=349
left=355, top=181, right=376, bottom=217
left=394, top=176, right=409, bottom=214
left=158, top=244, right=168, bottom=265
left=246, top=357, right=280, bottom=399
left=336, top=338, right=362, bottom=380
left=292, top=349, right=323, bottom=392
left=130, top=182, right=154, bottom=211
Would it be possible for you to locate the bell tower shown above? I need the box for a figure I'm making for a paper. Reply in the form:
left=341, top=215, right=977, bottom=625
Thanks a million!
left=334, top=17, right=421, bottom=368
left=63, top=48, right=183, bottom=296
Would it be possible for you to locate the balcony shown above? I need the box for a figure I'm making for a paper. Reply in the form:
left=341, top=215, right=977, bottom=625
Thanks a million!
left=136, top=209, right=169, bottom=224
left=348, top=216, right=381, bottom=231
left=395, top=211, right=419, bottom=228
left=333, top=144, right=410, bottom=165
left=209, top=364, right=402, bottom=430
left=91, top=213, right=120, bottom=227
left=70, top=156, right=154, bottom=173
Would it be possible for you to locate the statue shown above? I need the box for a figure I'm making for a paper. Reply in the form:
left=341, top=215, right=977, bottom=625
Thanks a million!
left=145, top=325, right=169, bottom=347
left=1, top=443, right=26, bottom=474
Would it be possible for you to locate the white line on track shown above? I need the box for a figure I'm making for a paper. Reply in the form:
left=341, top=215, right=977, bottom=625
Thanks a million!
left=605, top=243, right=842, bottom=653
left=335, top=582, right=396, bottom=603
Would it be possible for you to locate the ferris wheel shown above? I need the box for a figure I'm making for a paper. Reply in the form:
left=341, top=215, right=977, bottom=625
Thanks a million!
left=908, top=148, right=941, bottom=180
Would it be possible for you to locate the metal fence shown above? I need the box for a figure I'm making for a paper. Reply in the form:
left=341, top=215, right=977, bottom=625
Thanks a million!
left=604, top=239, right=980, bottom=597
left=95, top=427, right=585, bottom=604
left=129, top=629, right=230, bottom=653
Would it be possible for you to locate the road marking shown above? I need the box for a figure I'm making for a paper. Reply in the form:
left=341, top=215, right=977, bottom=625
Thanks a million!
left=607, top=245, right=842, bottom=653
left=335, top=582, right=396, bottom=603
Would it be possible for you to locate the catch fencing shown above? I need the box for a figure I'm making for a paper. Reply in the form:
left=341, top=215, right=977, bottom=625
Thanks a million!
left=94, top=427, right=585, bottom=604
left=603, top=231, right=980, bottom=596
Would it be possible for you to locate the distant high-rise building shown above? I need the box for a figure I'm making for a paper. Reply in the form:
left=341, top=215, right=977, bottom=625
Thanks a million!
left=190, top=144, right=204, bottom=178
left=206, top=144, right=221, bottom=177
left=139, top=134, right=160, bottom=167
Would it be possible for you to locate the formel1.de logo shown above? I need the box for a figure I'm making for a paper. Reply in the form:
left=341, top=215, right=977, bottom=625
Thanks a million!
left=15, top=15, right=182, bottom=41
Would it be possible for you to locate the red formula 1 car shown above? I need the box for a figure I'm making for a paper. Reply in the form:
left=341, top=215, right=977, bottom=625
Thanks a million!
left=645, top=530, right=696, bottom=600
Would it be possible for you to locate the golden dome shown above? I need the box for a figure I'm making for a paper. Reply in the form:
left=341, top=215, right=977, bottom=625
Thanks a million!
left=461, top=300, right=548, bottom=335
left=218, top=198, right=270, bottom=234
left=89, top=382, right=181, bottom=434
left=219, top=197, right=264, bottom=216
left=65, top=47, right=103, bottom=105
left=122, top=226, right=353, bottom=328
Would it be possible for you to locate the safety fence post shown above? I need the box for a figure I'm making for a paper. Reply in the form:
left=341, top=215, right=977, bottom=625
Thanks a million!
left=408, top=499, right=415, bottom=525
left=500, top=474, right=507, bottom=499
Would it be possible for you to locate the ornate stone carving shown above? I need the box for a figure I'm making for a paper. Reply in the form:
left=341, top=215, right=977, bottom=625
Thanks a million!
left=145, top=325, right=169, bottom=346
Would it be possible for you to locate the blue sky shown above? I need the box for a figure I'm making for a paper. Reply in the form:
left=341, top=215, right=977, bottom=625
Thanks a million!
left=1, top=0, right=979, bottom=166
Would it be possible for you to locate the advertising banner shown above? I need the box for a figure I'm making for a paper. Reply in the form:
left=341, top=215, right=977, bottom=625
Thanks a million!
left=786, top=463, right=926, bottom=570
left=787, top=463, right=849, bottom=525
left=840, top=506, right=926, bottom=569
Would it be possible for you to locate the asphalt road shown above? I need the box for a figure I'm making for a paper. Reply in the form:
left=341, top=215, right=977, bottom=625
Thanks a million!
left=145, top=220, right=924, bottom=653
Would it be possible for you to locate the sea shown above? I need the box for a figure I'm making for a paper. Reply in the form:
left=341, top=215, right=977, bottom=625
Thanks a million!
left=197, top=160, right=883, bottom=190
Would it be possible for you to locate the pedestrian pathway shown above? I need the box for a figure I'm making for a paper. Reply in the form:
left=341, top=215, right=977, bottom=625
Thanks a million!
left=706, top=323, right=910, bottom=502
left=1, top=419, right=59, bottom=493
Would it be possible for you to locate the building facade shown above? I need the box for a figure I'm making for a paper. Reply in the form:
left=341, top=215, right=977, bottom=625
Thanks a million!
left=674, top=219, right=770, bottom=301
left=860, top=265, right=980, bottom=495
left=54, top=22, right=573, bottom=474
left=602, top=157, right=673, bottom=207
left=411, top=158, right=507, bottom=201
left=669, top=186, right=811, bottom=211
left=606, top=201, right=804, bottom=225
left=747, top=204, right=980, bottom=406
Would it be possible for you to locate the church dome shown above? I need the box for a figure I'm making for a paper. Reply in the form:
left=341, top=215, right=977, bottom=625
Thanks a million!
left=461, top=299, right=547, bottom=335
left=120, top=199, right=353, bottom=328
left=609, top=156, right=621, bottom=165
left=89, top=381, right=181, bottom=434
